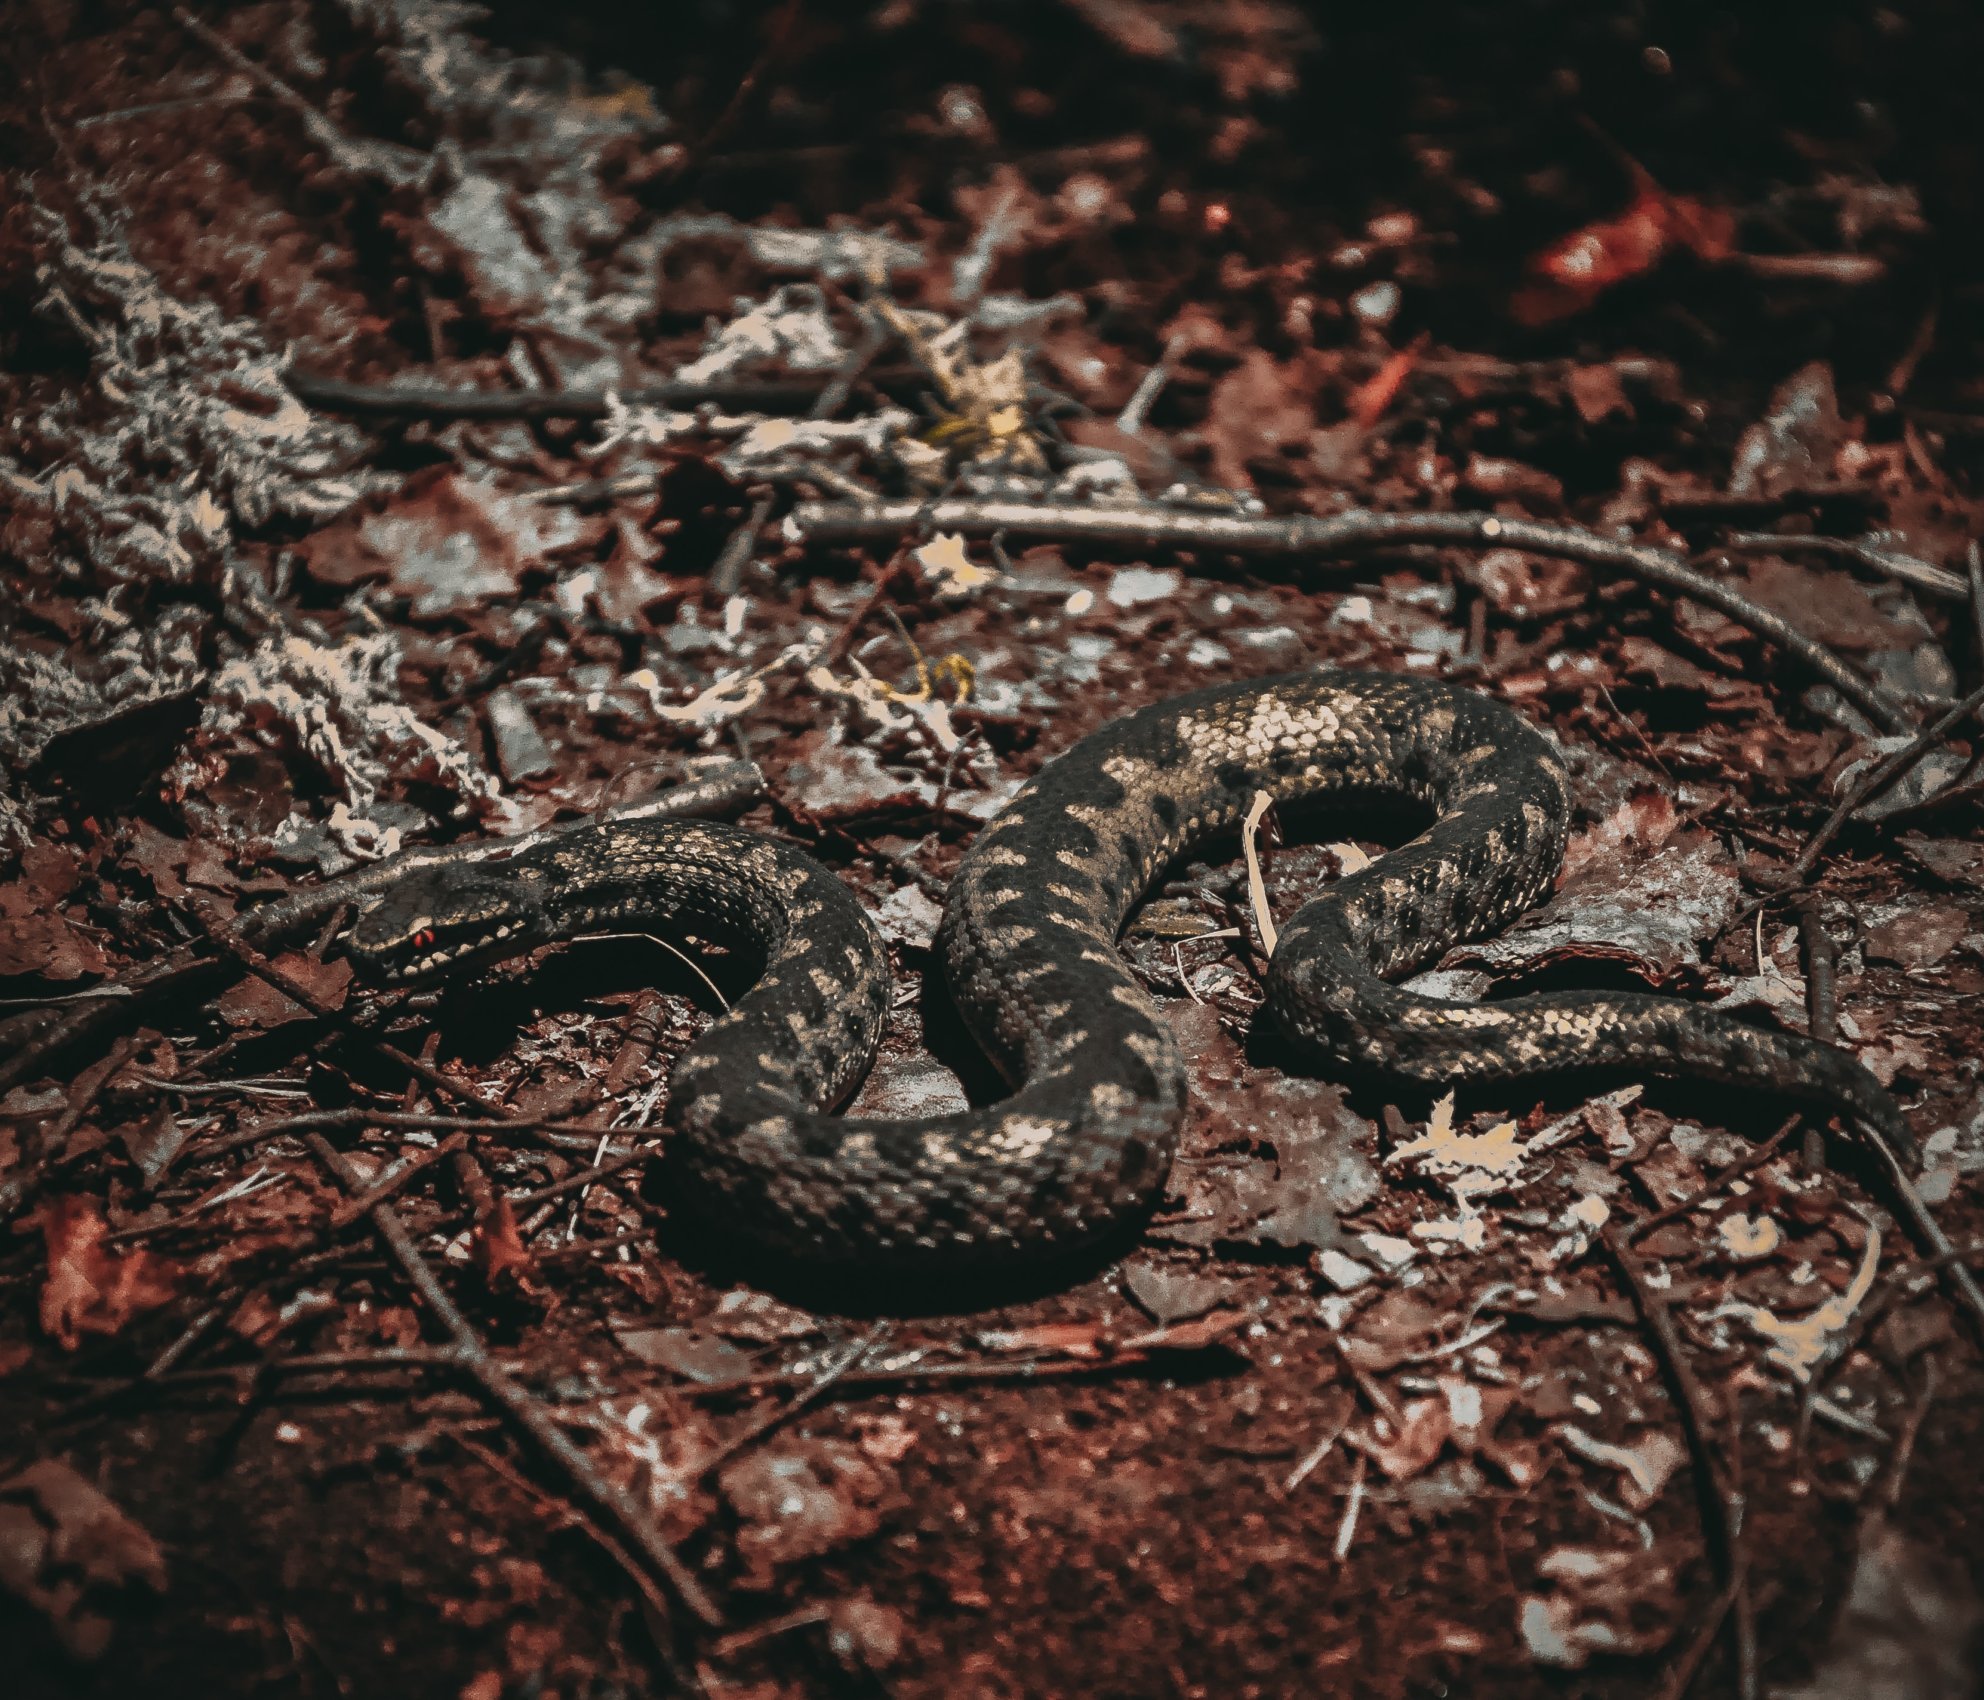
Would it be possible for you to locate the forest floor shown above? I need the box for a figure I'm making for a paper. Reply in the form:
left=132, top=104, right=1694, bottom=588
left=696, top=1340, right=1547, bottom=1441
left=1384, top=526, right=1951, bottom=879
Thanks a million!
left=1, top=4, right=1981, bottom=1698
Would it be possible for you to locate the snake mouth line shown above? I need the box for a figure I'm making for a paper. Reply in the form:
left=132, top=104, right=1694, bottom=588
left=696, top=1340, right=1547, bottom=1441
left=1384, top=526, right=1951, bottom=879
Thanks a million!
left=367, top=919, right=528, bottom=982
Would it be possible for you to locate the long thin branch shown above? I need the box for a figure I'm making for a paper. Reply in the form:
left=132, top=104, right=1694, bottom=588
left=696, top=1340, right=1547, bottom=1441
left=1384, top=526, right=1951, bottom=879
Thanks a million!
left=0, top=1037, right=142, bottom=1222
left=1627, top=1117, right=1798, bottom=1243
left=246, top=761, right=762, bottom=951
left=300, top=1132, right=724, bottom=1629
left=707, top=489, right=776, bottom=600
left=1798, top=900, right=1840, bottom=1172
left=654, top=0, right=806, bottom=197
left=171, top=5, right=424, bottom=187
left=1756, top=680, right=1984, bottom=897
left=285, top=369, right=832, bottom=421
left=1862, top=1125, right=1984, bottom=1344
left=1602, top=1225, right=1755, bottom=1700
left=785, top=500, right=1915, bottom=732
left=693, top=1323, right=892, bottom=1482
left=1715, top=532, right=1969, bottom=603
left=1968, top=542, right=1984, bottom=665
left=191, top=1108, right=638, bottom=1168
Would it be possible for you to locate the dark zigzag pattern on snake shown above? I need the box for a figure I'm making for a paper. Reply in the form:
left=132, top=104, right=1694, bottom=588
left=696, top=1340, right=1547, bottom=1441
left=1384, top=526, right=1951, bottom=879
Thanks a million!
left=346, top=670, right=1909, bottom=1268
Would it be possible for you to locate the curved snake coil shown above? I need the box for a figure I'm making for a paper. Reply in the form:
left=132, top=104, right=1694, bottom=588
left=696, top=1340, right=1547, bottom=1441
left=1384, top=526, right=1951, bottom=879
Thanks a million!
left=347, top=670, right=1908, bottom=1268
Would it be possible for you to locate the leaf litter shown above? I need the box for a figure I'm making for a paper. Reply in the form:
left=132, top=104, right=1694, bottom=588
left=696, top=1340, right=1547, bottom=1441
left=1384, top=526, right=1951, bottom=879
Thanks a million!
left=0, top=5, right=1979, bottom=1697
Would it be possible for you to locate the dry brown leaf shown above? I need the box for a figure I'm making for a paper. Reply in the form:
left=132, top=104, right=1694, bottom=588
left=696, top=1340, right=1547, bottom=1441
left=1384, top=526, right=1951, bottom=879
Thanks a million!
left=0, top=897, right=107, bottom=981
left=613, top=1325, right=755, bottom=1387
left=38, top=1195, right=178, bottom=1350
left=214, top=953, right=352, bottom=1031
left=1204, top=349, right=1317, bottom=489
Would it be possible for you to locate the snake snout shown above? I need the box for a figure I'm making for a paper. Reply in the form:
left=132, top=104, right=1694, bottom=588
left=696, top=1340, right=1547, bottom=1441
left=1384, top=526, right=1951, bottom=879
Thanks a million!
left=347, top=872, right=548, bottom=985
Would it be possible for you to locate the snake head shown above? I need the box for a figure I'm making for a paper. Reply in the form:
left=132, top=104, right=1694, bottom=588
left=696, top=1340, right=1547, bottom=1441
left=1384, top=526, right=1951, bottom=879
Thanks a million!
left=346, top=859, right=552, bottom=985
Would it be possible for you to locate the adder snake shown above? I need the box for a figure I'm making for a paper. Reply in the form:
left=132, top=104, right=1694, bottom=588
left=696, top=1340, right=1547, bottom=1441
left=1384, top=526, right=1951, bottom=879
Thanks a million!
left=347, top=670, right=1908, bottom=1268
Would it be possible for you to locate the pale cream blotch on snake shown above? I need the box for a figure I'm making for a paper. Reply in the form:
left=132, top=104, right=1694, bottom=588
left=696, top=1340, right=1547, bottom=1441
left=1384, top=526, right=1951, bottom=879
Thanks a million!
left=347, top=670, right=1909, bottom=1268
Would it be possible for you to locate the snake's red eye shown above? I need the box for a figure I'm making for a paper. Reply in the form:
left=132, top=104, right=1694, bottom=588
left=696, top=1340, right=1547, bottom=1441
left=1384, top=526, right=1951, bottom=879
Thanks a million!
left=411, top=928, right=436, bottom=949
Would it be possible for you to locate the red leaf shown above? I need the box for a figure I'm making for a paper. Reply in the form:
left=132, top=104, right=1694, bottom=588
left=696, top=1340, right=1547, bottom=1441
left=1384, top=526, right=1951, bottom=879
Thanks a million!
left=470, top=1193, right=539, bottom=1294
left=1347, top=335, right=1428, bottom=430
left=38, top=1196, right=178, bottom=1350
left=1512, top=186, right=1737, bottom=325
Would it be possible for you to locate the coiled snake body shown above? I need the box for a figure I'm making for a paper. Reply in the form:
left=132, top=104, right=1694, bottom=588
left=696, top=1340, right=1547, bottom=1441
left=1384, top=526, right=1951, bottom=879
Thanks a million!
left=348, top=670, right=1907, bottom=1268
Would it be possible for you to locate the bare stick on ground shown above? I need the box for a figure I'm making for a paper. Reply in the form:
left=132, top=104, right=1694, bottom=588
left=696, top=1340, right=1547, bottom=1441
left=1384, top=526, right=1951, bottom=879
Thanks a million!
left=1628, top=1116, right=1799, bottom=1244
left=1861, top=1127, right=1984, bottom=1344
left=1798, top=900, right=1841, bottom=1172
left=1752, top=679, right=1984, bottom=900
left=694, top=1323, right=893, bottom=1482
left=300, top=1131, right=725, bottom=1629
left=1713, top=532, right=1969, bottom=603
left=708, top=489, right=777, bottom=599
left=192, top=1107, right=641, bottom=1168
left=186, top=902, right=512, bottom=1120
left=285, top=368, right=831, bottom=420
left=1603, top=1224, right=1756, bottom=1700
left=787, top=500, right=1915, bottom=732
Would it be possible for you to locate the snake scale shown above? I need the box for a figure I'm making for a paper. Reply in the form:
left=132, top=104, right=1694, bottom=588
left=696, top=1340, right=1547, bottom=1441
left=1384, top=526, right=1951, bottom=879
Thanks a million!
left=348, top=670, right=1908, bottom=1269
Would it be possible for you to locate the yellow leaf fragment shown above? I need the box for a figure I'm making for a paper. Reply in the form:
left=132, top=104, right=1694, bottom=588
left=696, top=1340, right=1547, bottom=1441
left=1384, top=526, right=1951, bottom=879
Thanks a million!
left=1242, top=790, right=1279, bottom=956
left=1716, top=1217, right=1879, bottom=1381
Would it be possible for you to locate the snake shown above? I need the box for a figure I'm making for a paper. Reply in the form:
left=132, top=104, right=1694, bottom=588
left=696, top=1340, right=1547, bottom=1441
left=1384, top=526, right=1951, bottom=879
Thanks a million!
left=346, top=669, right=1909, bottom=1269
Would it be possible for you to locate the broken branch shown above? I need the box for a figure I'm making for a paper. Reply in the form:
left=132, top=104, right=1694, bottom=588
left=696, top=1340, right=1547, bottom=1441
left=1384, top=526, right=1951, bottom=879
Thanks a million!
left=786, top=500, right=1915, bottom=732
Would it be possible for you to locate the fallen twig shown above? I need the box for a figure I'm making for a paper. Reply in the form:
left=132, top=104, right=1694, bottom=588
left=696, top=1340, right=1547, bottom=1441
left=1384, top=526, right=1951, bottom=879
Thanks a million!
left=693, top=1323, right=892, bottom=1482
left=1873, top=1355, right=1939, bottom=1514
left=1797, top=900, right=1840, bottom=1170
left=708, top=489, right=776, bottom=599
left=1861, top=1125, right=1984, bottom=1345
left=328, top=1132, right=471, bottom=1231
left=504, top=1147, right=655, bottom=1211
left=1651, top=1577, right=1743, bottom=1700
left=444, top=1433, right=707, bottom=1696
left=0, top=1037, right=141, bottom=1223
left=786, top=500, right=1915, bottom=731
left=300, top=1131, right=724, bottom=1628
left=1753, top=679, right=1984, bottom=899
left=241, top=761, right=761, bottom=948
left=531, top=1225, right=655, bottom=1266
left=1602, top=1224, right=1755, bottom=1700
left=810, top=314, right=892, bottom=423
left=1969, top=542, right=1984, bottom=662
left=191, top=1107, right=639, bottom=1168
left=171, top=5, right=424, bottom=187
left=706, top=1325, right=1247, bottom=1397
left=187, top=901, right=511, bottom=1119
left=285, top=368, right=832, bottom=420
left=654, top=0, right=805, bottom=197
left=58, top=1346, right=460, bottom=1400
left=1625, top=1117, right=1798, bottom=1244
left=1714, top=532, right=1969, bottom=603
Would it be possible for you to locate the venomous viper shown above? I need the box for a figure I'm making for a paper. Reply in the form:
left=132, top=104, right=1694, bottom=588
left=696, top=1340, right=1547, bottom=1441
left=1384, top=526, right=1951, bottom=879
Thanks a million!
left=348, top=669, right=1908, bottom=1269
